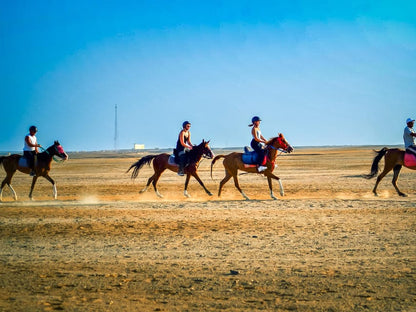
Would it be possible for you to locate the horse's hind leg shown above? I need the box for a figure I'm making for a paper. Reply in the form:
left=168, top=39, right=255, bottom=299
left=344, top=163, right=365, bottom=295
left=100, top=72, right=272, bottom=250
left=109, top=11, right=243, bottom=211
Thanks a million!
left=218, top=171, right=232, bottom=197
left=373, top=165, right=393, bottom=196
left=232, top=174, right=249, bottom=200
left=1, top=174, right=17, bottom=201
left=392, top=165, right=406, bottom=197
left=151, top=171, right=165, bottom=198
left=140, top=175, right=155, bottom=193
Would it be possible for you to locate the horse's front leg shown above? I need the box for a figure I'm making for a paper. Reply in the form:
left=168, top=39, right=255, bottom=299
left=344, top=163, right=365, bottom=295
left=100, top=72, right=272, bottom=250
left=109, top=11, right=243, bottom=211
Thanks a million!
left=28, top=176, right=38, bottom=200
left=44, top=175, right=57, bottom=199
left=191, top=172, right=213, bottom=196
left=184, top=174, right=191, bottom=198
left=266, top=172, right=284, bottom=199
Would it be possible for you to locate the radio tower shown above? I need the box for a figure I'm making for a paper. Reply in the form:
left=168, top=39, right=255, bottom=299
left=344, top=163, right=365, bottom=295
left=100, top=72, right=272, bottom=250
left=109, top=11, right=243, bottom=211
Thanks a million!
left=114, top=104, right=118, bottom=151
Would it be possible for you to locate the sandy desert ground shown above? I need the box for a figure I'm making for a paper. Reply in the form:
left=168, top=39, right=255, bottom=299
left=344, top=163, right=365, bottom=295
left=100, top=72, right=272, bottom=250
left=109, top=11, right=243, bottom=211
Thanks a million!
left=0, top=146, right=415, bottom=311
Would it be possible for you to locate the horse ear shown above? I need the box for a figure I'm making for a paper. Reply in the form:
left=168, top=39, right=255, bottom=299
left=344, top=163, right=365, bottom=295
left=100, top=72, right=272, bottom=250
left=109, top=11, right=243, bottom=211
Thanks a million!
left=54, top=140, right=60, bottom=145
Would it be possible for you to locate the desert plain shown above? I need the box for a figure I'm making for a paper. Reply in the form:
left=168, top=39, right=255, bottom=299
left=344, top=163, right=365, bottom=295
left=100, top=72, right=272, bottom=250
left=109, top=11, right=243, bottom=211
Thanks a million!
left=0, top=146, right=415, bottom=311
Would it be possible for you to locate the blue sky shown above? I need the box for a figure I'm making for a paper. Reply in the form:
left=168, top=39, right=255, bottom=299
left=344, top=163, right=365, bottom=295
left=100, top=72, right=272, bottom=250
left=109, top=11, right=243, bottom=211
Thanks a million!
left=1, top=1, right=415, bottom=151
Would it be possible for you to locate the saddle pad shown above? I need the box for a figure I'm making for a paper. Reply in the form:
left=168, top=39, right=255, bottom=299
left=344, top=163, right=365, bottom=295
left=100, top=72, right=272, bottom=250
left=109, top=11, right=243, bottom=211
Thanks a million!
left=168, top=155, right=178, bottom=166
left=18, top=157, right=29, bottom=168
left=241, top=151, right=259, bottom=165
left=404, top=152, right=416, bottom=167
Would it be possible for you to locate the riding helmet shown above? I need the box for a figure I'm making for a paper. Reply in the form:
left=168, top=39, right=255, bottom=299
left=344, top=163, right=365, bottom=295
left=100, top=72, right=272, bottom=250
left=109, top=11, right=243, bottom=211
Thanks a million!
left=182, top=121, right=191, bottom=128
left=29, top=125, right=38, bottom=133
left=251, top=116, right=261, bottom=123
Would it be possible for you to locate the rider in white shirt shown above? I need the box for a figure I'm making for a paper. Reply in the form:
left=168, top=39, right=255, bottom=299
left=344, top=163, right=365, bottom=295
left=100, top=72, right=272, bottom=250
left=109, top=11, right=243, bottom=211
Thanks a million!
left=23, top=125, right=42, bottom=176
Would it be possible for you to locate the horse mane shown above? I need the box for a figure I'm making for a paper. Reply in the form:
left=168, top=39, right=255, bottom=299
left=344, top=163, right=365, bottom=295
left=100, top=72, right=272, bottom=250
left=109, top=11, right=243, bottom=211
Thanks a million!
left=265, top=133, right=285, bottom=146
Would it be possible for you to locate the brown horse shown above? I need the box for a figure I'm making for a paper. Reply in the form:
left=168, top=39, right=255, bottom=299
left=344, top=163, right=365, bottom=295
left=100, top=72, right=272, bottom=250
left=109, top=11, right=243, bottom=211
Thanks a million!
left=127, top=140, right=214, bottom=198
left=0, top=141, right=68, bottom=201
left=366, top=147, right=416, bottom=196
left=211, top=133, right=293, bottom=200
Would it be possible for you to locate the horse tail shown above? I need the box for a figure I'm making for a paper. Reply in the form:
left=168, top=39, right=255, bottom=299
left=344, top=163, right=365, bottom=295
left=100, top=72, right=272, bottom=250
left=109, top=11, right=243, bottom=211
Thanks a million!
left=127, top=155, right=157, bottom=179
left=211, top=155, right=225, bottom=179
left=365, top=147, right=388, bottom=179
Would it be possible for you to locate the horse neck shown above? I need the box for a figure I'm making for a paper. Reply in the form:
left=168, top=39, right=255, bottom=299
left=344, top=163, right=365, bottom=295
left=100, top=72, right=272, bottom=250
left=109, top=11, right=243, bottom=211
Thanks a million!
left=267, top=145, right=278, bottom=162
left=189, top=146, right=204, bottom=163
left=38, top=147, right=54, bottom=162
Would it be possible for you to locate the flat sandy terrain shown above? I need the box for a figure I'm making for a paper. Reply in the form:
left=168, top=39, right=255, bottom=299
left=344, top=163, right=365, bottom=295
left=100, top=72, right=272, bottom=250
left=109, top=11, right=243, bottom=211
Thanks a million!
left=1, top=147, right=415, bottom=311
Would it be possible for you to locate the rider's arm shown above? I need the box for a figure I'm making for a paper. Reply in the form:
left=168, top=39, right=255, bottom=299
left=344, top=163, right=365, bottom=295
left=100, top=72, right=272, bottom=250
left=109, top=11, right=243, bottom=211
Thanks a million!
left=25, top=136, right=41, bottom=150
left=252, top=128, right=267, bottom=144
left=180, top=131, right=193, bottom=149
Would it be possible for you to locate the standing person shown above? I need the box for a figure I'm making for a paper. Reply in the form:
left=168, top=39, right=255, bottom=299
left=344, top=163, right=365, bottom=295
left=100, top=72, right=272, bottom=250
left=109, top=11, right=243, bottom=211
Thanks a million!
left=176, top=121, right=193, bottom=176
left=404, top=117, right=416, bottom=155
left=23, top=125, right=42, bottom=176
left=249, top=116, right=267, bottom=172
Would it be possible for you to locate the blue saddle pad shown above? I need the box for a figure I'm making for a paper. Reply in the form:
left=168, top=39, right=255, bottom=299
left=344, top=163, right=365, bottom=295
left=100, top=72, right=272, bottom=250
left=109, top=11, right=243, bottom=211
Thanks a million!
left=241, top=151, right=260, bottom=165
left=168, top=155, right=178, bottom=166
left=18, top=157, right=30, bottom=168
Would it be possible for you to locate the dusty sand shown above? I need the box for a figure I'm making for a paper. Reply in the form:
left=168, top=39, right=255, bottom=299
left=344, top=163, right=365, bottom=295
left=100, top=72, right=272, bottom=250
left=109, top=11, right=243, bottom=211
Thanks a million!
left=0, top=147, right=415, bottom=311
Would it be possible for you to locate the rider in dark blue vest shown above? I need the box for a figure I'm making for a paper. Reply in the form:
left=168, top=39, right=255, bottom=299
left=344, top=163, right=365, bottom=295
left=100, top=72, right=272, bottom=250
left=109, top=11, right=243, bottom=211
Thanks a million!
left=176, top=121, right=193, bottom=176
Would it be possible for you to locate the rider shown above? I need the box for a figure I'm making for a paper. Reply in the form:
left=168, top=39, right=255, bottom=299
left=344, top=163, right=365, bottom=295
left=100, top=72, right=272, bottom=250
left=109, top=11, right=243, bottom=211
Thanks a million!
left=404, top=117, right=416, bottom=155
left=249, top=116, right=268, bottom=172
left=176, top=121, right=193, bottom=176
left=23, top=125, right=42, bottom=176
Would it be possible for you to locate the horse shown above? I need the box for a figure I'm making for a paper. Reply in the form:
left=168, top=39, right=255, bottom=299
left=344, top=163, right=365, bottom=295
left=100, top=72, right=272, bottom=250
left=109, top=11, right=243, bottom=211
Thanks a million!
left=0, top=141, right=68, bottom=201
left=366, top=147, right=416, bottom=196
left=211, top=133, right=293, bottom=200
left=127, top=140, right=214, bottom=198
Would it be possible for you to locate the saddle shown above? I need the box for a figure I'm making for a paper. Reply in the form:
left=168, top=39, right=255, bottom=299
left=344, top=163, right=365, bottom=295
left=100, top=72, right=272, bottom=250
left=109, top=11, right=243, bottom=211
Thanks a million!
left=169, top=149, right=190, bottom=167
left=404, top=150, right=416, bottom=167
left=241, top=147, right=266, bottom=167
left=18, top=156, right=30, bottom=168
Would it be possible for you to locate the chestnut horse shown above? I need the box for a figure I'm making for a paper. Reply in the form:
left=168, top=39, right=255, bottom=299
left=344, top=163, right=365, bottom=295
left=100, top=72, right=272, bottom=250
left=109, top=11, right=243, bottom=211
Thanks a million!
left=211, top=134, right=293, bottom=200
left=0, top=141, right=68, bottom=201
left=366, top=147, right=416, bottom=196
left=127, top=140, right=214, bottom=198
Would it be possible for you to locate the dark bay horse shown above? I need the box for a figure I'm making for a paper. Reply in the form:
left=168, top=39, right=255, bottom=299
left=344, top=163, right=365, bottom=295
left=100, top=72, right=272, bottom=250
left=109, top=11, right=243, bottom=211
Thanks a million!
left=366, top=147, right=416, bottom=196
left=127, top=140, right=214, bottom=198
left=0, top=141, right=68, bottom=201
left=211, top=133, right=293, bottom=200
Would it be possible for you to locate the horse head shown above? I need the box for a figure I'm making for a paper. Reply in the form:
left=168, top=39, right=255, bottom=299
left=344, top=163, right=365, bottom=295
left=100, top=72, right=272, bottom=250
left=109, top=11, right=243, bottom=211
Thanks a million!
left=48, top=141, right=69, bottom=161
left=201, top=140, right=214, bottom=159
left=190, top=140, right=214, bottom=161
left=268, top=133, right=294, bottom=153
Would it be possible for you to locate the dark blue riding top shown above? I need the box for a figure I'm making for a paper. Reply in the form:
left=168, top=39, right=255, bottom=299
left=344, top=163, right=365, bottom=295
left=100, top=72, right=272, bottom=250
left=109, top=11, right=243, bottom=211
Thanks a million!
left=176, top=132, right=190, bottom=154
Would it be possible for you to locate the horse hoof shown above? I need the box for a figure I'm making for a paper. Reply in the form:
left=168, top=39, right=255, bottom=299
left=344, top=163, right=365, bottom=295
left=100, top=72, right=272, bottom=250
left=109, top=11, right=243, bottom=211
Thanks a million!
left=207, top=192, right=213, bottom=196
left=399, top=193, right=407, bottom=197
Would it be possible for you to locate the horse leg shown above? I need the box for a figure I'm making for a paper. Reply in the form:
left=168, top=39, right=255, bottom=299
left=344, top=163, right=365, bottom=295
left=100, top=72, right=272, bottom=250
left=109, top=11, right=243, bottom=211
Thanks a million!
left=191, top=172, right=213, bottom=196
left=28, top=176, right=38, bottom=200
left=373, top=165, right=393, bottom=196
left=151, top=171, right=164, bottom=198
left=44, top=175, right=57, bottom=199
left=1, top=172, right=17, bottom=201
left=232, top=174, right=249, bottom=200
left=184, top=174, right=191, bottom=198
left=392, top=165, right=406, bottom=197
left=218, top=171, right=232, bottom=197
left=140, top=175, right=155, bottom=193
left=266, top=172, right=284, bottom=199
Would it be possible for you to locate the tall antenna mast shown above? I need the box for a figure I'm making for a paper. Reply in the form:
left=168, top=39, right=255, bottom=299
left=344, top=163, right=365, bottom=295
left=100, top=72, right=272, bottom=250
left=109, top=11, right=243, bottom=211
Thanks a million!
left=114, top=104, right=118, bottom=151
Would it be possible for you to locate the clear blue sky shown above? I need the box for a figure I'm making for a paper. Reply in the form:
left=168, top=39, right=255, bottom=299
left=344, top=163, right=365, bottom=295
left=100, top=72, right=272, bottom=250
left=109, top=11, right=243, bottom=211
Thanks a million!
left=1, top=0, right=415, bottom=151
